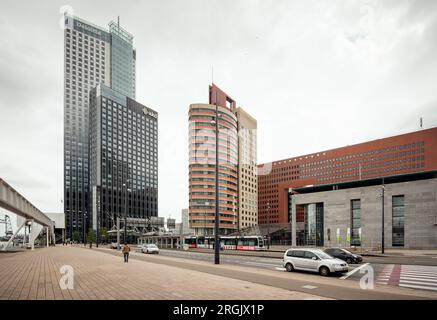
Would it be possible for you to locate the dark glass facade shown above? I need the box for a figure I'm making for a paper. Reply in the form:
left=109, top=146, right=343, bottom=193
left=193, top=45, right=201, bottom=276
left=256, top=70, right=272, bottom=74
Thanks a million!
left=63, top=16, right=137, bottom=239
left=351, top=199, right=361, bottom=246
left=89, top=84, right=158, bottom=232
left=392, top=195, right=405, bottom=247
left=295, top=203, right=324, bottom=246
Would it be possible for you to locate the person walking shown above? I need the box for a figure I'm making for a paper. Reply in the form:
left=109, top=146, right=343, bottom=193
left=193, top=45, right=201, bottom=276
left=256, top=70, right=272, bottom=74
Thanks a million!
left=122, top=243, right=131, bottom=263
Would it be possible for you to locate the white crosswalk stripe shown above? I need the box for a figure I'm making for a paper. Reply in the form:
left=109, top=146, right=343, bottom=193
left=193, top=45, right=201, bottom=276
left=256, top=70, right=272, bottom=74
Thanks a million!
left=399, top=265, right=437, bottom=292
left=376, top=264, right=394, bottom=285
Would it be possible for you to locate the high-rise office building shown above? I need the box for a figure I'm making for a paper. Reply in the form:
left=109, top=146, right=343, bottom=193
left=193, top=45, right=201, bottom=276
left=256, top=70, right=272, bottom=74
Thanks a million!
left=188, top=84, right=257, bottom=235
left=89, top=84, right=158, bottom=235
left=235, top=108, right=258, bottom=229
left=258, top=127, right=437, bottom=225
left=63, top=15, right=136, bottom=239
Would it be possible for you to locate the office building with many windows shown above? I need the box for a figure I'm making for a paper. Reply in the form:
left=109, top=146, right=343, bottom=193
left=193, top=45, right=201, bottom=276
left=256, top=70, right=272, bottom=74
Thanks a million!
left=188, top=84, right=258, bottom=235
left=89, top=84, right=158, bottom=234
left=63, top=15, right=136, bottom=239
left=258, top=127, right=437, bottom=249
left=258, top=127, right=437, bottom=225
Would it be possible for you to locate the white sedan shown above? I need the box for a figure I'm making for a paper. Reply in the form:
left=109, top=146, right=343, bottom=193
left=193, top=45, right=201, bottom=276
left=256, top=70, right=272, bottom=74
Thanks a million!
left=140, top=244, right=160, bottom=254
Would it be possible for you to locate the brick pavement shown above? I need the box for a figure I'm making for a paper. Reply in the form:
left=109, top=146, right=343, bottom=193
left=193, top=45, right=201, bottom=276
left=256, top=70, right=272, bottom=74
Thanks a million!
left=0, top=246, right=327, bottom=300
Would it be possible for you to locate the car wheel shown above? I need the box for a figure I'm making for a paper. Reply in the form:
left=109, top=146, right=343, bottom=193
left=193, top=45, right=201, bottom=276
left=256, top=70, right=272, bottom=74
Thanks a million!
left=285, top=263, right=294, bottom=272
left=319, top=266, right=330, bottom=276
left=346, top=258, right=352, bottom=264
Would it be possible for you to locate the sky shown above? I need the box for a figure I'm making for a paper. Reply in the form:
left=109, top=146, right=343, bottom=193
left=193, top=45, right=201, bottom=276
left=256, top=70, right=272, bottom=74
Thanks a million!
left=1, top=0, right=436, bottom=230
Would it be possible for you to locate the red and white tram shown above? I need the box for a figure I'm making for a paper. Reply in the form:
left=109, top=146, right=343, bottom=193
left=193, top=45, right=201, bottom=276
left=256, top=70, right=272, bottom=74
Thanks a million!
left=184, top=235, right=265, bottom=251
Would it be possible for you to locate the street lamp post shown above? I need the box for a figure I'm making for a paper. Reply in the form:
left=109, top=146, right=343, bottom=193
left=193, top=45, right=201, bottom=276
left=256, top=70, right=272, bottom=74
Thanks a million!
left=212, top=103, right=220, bottom=265
left=123, top=180, right=130, bottom=244
left=381, top=183, right=385, bottom=254
left=267, top=202, right=270, bottom=250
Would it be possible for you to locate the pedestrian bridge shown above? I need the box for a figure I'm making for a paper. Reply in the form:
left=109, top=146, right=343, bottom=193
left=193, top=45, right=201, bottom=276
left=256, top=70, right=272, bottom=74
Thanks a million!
left=0, top=177, right=54, bottom=250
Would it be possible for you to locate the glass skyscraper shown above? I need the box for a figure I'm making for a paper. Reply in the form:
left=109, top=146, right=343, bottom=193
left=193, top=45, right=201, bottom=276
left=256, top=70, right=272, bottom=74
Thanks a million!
left=63, top=15, right=137, bottom=240
left=89, top=84, right=158, bottom=236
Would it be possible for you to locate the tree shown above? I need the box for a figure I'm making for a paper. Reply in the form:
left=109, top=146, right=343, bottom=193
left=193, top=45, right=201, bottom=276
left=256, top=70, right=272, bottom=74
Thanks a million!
left=100, top=227, right=108, bottom=244
left=86, top=228, right=95, bottom=248
left=72, top=231, right=80, bottom=244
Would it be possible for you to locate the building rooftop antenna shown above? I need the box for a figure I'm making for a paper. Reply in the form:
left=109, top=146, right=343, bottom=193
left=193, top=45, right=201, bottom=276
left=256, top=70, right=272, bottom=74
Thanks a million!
left=420, top=116, right=423, bottom=129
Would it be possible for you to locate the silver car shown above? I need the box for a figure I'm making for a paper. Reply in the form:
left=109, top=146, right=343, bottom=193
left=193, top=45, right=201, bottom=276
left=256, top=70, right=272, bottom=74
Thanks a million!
left=283, top=248, right=348, bottom=276
left=140, top=244, right=160, bottom=254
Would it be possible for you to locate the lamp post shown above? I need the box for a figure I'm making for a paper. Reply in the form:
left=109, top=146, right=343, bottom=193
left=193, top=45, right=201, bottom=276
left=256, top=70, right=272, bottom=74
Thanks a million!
left=381, top=183, right=385, bottom=254
left=123, top=180, right=130, bottom=244
left=204, top=201, right=210, bottom=237
left=267, top=202, right=270, bottom=250
left=211, top=103, right=220, bottom=265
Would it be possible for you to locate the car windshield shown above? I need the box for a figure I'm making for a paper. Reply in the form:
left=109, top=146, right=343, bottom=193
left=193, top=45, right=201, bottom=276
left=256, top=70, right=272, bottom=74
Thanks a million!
left=149, top=244, right=157, bottom=248
left=316, top=251, right=335, bottom=259
left=341, top=249, right=352, bottom=254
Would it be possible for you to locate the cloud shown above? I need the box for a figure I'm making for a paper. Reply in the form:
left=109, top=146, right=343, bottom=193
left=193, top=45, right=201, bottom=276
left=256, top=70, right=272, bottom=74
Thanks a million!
left=0, top=0, right=436, bottom=224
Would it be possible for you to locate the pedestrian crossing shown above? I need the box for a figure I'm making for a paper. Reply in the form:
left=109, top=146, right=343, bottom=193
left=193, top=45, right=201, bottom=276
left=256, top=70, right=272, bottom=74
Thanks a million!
left=399, top=265, right=437, bottom=292
left=376, top=264, right=394, bottom=285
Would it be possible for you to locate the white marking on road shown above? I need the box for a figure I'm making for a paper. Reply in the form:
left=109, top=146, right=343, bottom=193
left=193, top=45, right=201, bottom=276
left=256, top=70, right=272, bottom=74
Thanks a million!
left=275, top=267, right=286, bottom=271
left=400, top=273, right=437, bottom=278
left=400, top=279, right=437, bottom=286
left=400, top=276, right=437, bottom=282
left=302, top=285, right=318, bottom=289
left=399, top=284, right=437, bottom=291
left=340, top=263, right=370, bottom=280
left=243, top=261, right=281, bottom=268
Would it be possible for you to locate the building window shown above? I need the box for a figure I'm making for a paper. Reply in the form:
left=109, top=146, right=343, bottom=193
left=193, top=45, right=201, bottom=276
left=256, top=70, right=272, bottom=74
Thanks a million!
left=392, top=195, right=405, bottom=247
left=351, top=199, right=361, bottom=246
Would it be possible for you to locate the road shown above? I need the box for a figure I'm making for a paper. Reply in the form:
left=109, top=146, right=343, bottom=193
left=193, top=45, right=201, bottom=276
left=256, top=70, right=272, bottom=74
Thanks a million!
left=93, top=246, right=437, bottom=299
left=132, top=248, right=437, bottom=293
left=171, top=247, right=437, bottom=266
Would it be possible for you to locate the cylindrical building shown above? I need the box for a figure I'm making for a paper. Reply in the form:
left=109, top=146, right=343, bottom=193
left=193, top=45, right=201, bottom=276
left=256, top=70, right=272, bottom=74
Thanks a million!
left=188, top=103, right=239, bottom=235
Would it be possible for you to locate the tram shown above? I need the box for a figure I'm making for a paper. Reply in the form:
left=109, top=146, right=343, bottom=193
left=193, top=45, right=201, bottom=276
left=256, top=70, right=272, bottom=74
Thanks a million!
left=183, top=235, right=265, bottom=251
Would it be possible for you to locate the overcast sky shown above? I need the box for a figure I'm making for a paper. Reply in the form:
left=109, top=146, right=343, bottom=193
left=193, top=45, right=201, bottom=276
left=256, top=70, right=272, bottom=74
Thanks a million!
left=1, top=0, right=436, bottom=228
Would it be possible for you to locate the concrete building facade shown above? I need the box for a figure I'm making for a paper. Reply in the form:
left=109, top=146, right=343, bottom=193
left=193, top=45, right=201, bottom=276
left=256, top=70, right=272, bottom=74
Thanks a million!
left=290, top=172, right=437, bottom=249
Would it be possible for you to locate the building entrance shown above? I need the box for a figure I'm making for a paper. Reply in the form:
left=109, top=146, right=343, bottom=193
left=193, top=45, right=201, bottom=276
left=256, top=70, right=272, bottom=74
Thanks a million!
left=295, top=203, right=324, bottom=246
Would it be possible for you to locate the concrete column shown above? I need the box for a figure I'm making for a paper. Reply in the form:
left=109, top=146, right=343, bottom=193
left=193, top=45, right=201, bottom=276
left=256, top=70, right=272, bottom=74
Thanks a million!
left=30, top=220, right=35, bottom=251
left=46, top=227, right=49, bottom=247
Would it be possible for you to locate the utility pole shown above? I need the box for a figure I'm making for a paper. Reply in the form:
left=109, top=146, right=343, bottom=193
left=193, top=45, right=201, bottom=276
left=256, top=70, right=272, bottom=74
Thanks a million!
left=267, top=202, right=270, bottom=250
left=214, top=100, right=220, bottom=265
left=123, top=180, right=129, bottom=244
left=209, top=89, right=221, bottom=265
left=381, top=183, right=385, bottom=254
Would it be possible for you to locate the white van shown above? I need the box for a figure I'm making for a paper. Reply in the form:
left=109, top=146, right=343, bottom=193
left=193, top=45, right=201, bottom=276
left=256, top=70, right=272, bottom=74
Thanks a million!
left=283, top=248, right=348, bottom=276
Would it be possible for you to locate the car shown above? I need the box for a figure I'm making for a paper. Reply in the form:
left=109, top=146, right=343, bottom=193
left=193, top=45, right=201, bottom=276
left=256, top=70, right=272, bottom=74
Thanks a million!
left=283, top=248, right=348, bottom=276
left=324, top=248, right=363, bottom=264
left=110, top=242, right=119, bottom=249
left=140, top=244, right=159, bottom=254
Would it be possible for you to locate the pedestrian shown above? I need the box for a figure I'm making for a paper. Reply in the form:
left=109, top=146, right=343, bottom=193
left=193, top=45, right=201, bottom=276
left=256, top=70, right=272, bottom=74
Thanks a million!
left=122, top=243, right=131, bottom=263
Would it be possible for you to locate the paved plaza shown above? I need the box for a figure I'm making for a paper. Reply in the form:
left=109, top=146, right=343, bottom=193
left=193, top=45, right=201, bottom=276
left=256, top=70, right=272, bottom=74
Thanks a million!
left=0, top=246, right=326, bottom=300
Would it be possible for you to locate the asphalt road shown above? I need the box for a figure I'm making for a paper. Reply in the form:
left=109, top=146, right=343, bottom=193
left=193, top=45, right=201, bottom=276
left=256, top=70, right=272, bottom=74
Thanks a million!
left=98, top=247, right=436, bottom=300
left=164, top=247, right=437, bottom=266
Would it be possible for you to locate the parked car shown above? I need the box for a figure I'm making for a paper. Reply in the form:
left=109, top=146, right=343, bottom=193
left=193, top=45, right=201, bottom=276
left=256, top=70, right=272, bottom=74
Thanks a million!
left=283, top=248, right=348, bottom=276
left=110, top=242, right=119, bottom=249
left=140, top=244, right=160, bottom=254
left=324, top=248, right=363, bottom=264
